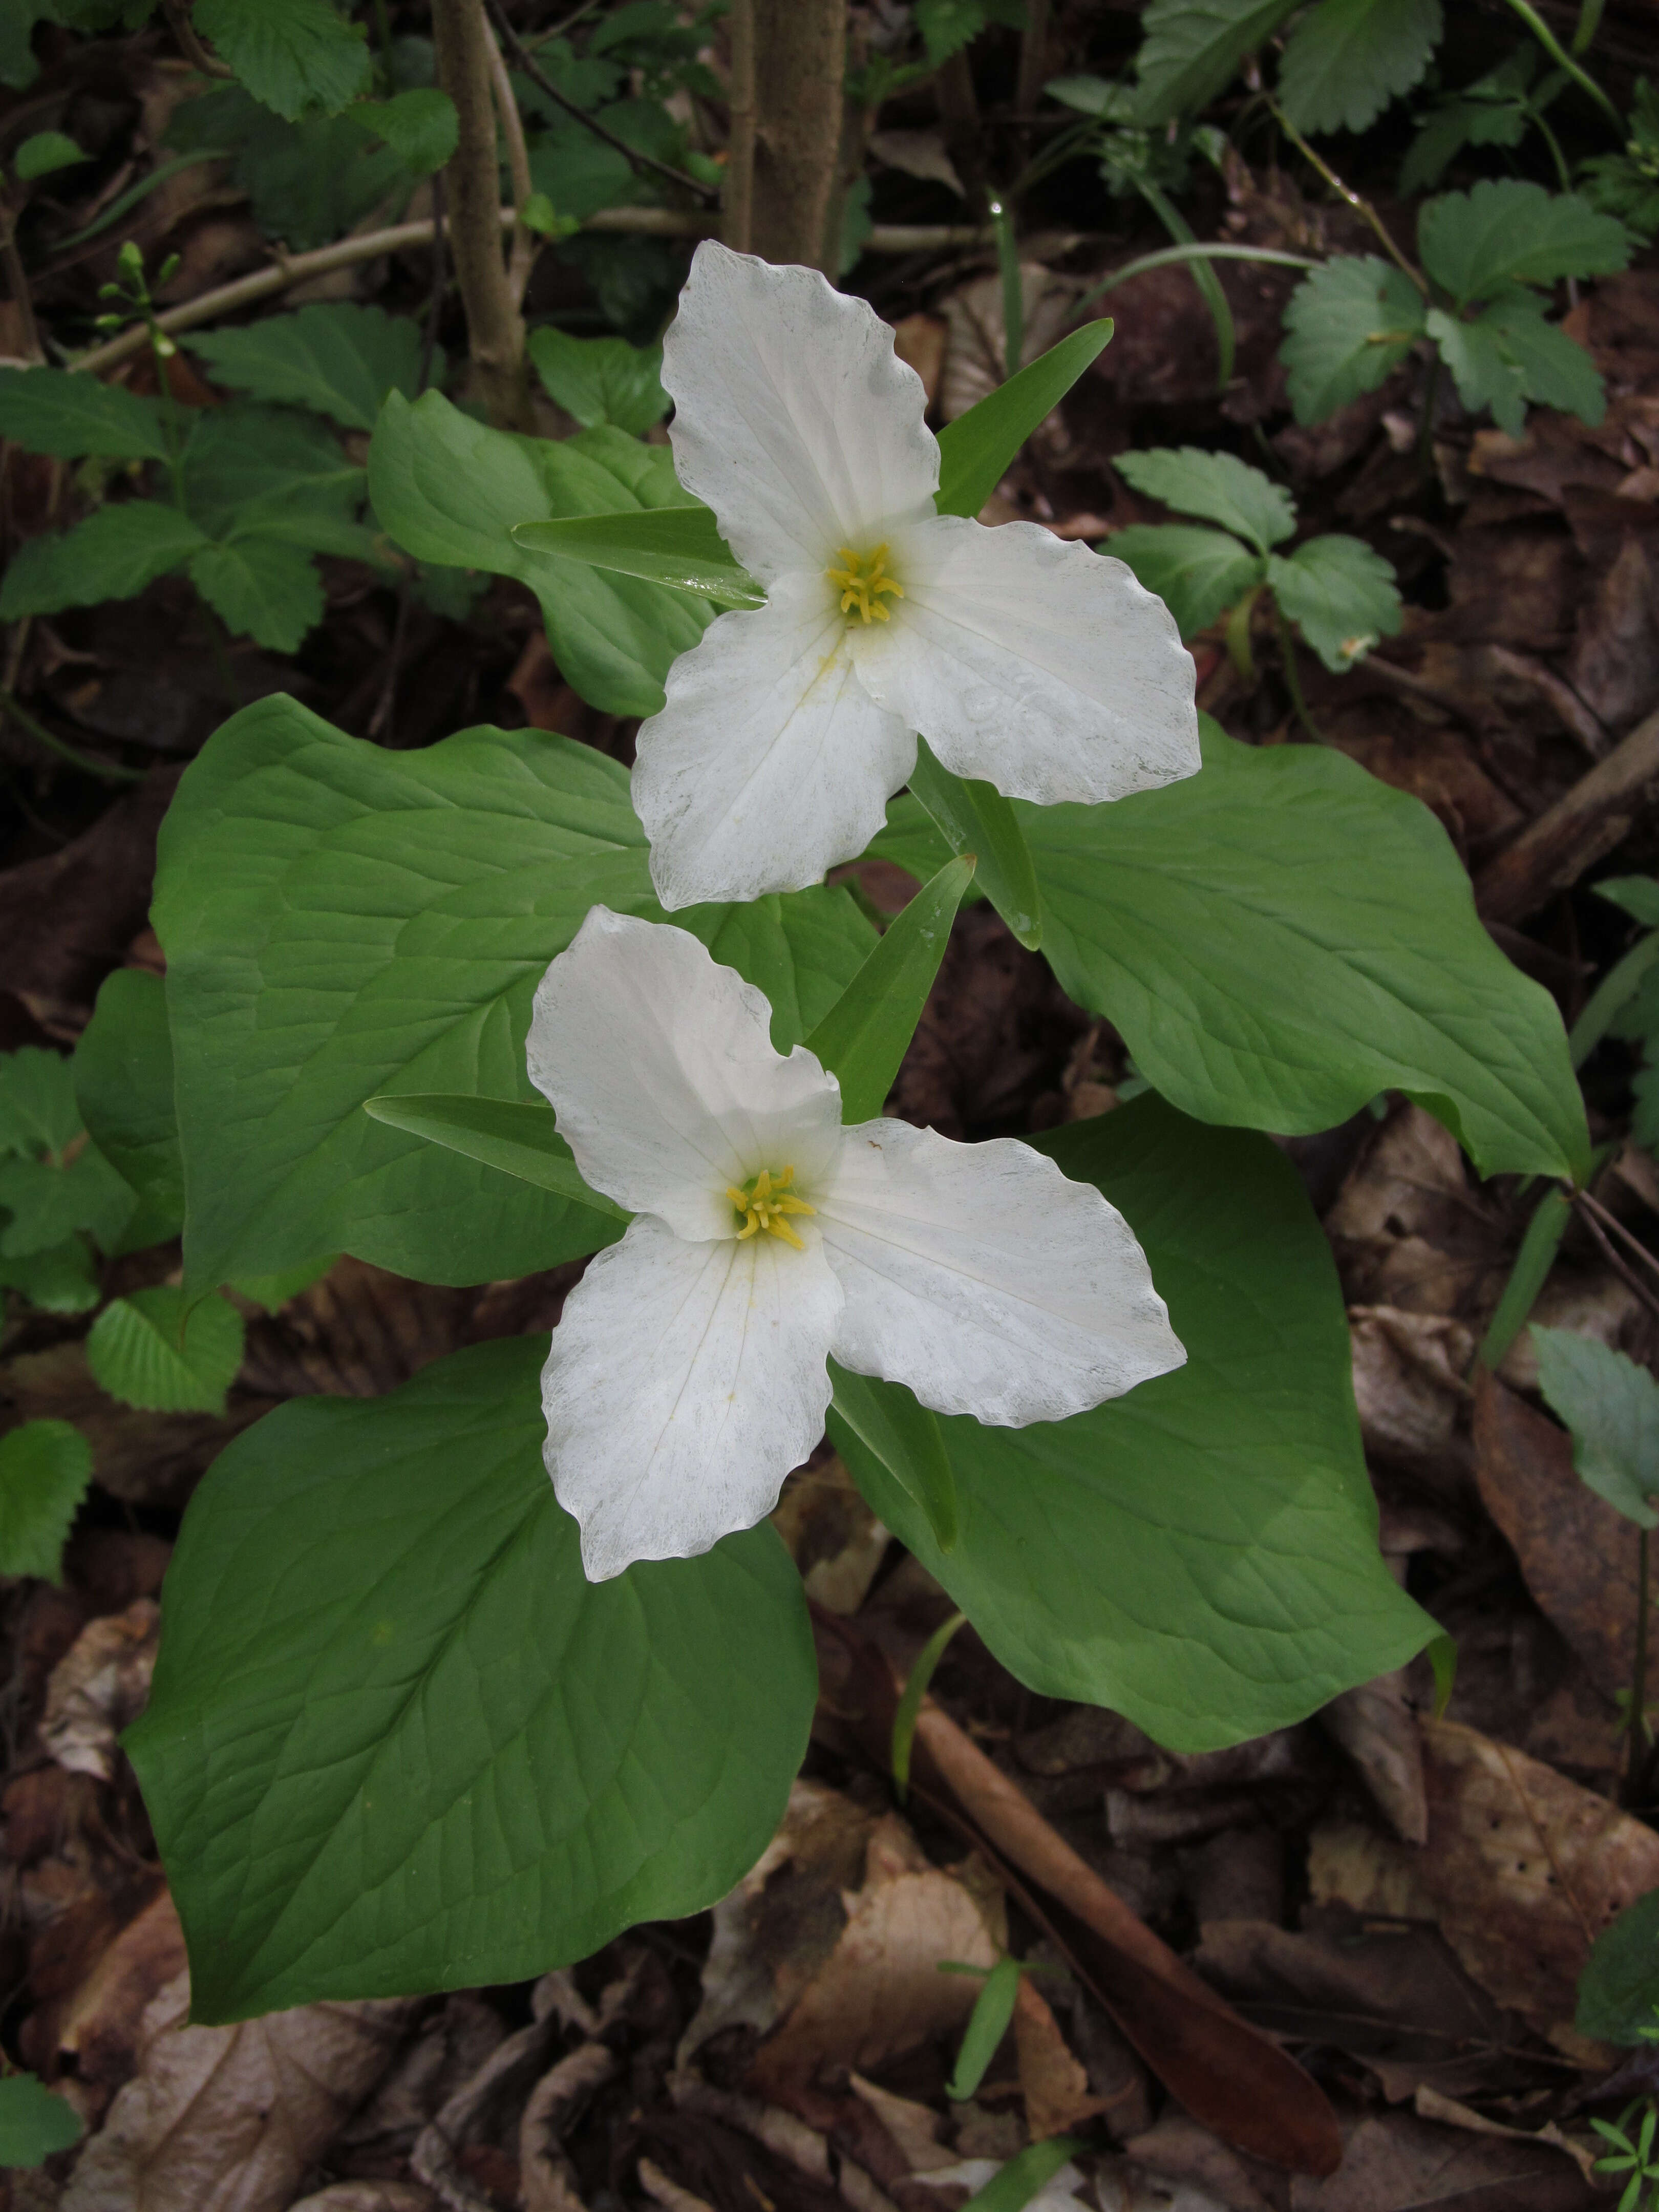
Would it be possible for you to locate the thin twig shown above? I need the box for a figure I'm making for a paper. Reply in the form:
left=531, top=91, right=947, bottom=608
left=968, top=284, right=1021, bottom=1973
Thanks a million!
left=480, top=0, right=719, bottom=206
left=482, top=10, right=537, bottom=314
left=1269, top=97, right=1427, bottom=295
left=1571, top=1193, right=1659, bottom=1331
left=1275, top=602, right=1327, bottom=745
left=0, top=688, right=145, bottom=782
left=161, top=0, right=233, bottom=77
left=0, top=211, right=44, bottom=363
left=1576, top=1187, right=1659, bottom=1294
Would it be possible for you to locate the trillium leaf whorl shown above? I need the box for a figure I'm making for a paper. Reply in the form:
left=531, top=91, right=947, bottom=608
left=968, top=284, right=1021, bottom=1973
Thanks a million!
left=631, top=242, right=1202, bottom=910
left=528, top=910, right=1185, bottom=1581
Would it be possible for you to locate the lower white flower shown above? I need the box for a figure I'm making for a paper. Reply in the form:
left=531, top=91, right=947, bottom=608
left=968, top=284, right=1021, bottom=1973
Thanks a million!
left=529, top=908, right=1185, bottom=1581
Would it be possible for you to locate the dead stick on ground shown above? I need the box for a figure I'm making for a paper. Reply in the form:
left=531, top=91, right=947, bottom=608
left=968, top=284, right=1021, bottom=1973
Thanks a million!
left=1476, top=704, right=1659, bottom=924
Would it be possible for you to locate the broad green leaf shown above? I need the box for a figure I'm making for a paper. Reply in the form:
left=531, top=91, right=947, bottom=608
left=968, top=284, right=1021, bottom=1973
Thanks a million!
left=15, top=129, right=88, bottom=179
left=0, top=501, right=206, bottom=620
left=828, top=1362, right=958, bottom=1554
left=125, top=1336, right=816, bottom=2019
left=1114, top=446, right=1294, bottom=554
left=369, top=389, right=712, bottom=716
left=230, top=1255, right=336, bottom=1311
left=0, top=1419, right=92, bottom=1581
left=75, top=968, right=185, bottom=1248
left=0, top=1238, right=101, bottom=1314
left=0, top=365, right=167, bottom=461
left=910, top=740, right=1042, bottom=952
left=804, top=856, right=976, bottom=1122
left=346, top=87, right=458, bottom=174
left=1135, top=0, right=1300, bottom=123
left=1576, top=1889, right=1659, bottom=2045
left=1267, top=533, right=1401, bottom=670
left=0, top=1146, right=134, bottom=1258
left=1108, top=523, right=1261, bottom=637
left=510, top=506, right=762, bottom=604
left=155, top=695, right=874, bottom=1292
left=1532, top=1327, right=1659, bottom=1527
left=1280, top=257, right=1427, bottom=426
left=0, top=1045, right=80, bottom=1157
left=188, top=536, right=325, bottom=652
left=947, top=1956, right=1023, bottom=2099
left=1418, top=179, right=1630, bottom=306
left=1599, top=877, right=1659, bottom=930
left=1476, top=290, right=1605, bottom=428
left=1278, top=0, right=1442, bottom=135
left=194, top=0, right=372, bottom=120
left=87, top=1285, right=245, bottom=1414
left=1425, top=305, right=1528, bottom=436
left=187, top=302, right=427, bottom=433
left=837, top=1096, right=1433, bottom=1747
left=934, top=322, right=1115, bottom=521
left=361, top=1094, right=629, bottom=1222
left=1025, top=723, right=1585, bottom=1179
left=0, top=2073, right=84, bottom=2167
left=527, top=326, right=669, bottom=435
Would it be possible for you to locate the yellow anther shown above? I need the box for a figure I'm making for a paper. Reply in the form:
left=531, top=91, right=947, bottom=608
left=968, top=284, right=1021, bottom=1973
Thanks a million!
left=727, top=1164, right=816, bottom=1249
left=825, top=542, right=904, bottom=625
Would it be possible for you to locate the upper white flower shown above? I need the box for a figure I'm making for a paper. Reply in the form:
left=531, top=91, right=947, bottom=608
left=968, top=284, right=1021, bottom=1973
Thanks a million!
left=529, top=907, right=1185, bottom=1580
left=631, top=240, right=1201, bottom=911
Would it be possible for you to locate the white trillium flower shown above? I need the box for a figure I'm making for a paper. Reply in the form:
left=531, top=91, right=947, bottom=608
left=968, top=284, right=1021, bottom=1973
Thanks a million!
left=529, top=907, right=1185, bottom=1581
left=631, top=239, right=1201, bottom=910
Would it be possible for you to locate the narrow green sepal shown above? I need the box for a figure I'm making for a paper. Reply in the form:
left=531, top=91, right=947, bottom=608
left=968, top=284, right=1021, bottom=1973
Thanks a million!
left=909, top=741, right=1041, bottom=950
left=827, top=1363, right=958, bottom=1554
left=934, top=320, right=1114, bottom=521
left=509, top=505, right=763, bottom=604
left=362, top=1094, right=630, bottom=1220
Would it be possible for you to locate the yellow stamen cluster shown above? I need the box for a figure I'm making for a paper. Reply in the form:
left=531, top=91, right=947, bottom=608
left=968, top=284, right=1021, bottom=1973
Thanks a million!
left=727, top=1165, right=816, bottom=1249
left=826, top=542, right=904, bottom=625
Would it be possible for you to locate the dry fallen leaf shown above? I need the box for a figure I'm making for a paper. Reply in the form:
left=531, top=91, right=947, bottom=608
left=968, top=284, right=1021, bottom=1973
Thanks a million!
left=1318, top=1671, right=1428, bottom=1843
left=40, top=1601, right=160, bottom=1783
left=61, top=1967, right=413, bottom=2212
left=1011, top=1972, right=1104, bottom=2141
left=1287, top=2107, right=1593, bottom=2210
left=1347, top=1307, right=1473, bottom=1485
left=56, top=1890, right=188, bottom=2092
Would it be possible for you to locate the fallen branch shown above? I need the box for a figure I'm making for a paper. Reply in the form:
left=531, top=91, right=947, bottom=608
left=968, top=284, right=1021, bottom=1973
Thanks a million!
left=1475, top=704, right=1659, bottom=924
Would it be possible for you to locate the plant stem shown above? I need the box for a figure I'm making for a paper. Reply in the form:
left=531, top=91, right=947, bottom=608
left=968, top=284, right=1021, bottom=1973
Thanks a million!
left=1418, top=351, right=1442, bottom=477
left=723, top=0, right=756, bottom=252
left=481, top=10, right=537, bottom=313
left=1499, top=0, right=1623, bottom=130
left=1275, top=602, right=1326, bottom=743
left=990, top=195, right=1023, bottom=379
left=1270, top=98, right=1427, bottom=294
left=0, top=211, right=44, bottom=364
left=0, top=690, right=145, bottom=783
left=1067, top=241, right=1317, bottom=322
left=1630, top=1527, right=1651, bottom=1805
left=1138, top=175, right=1236, bottom=391
left=1570, top=1193, right=1659, bottom=1332
left=749, top=0, right=847, bottom=272
left=431, top=0, right=532, bottom=430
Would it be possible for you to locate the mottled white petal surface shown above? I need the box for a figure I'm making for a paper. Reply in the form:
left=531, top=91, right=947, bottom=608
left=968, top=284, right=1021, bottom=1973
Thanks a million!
left=662, top=240, right=940, bottom=583
left=851, top=515, right=1200, bottom=804
left=527, top=908, right=843, bottom=1241
left=818, top=1120, right=1184, bottom=1424
left=543, top=1215, right=843, bottom=1579
left=632, top=573, right=917, bottom=909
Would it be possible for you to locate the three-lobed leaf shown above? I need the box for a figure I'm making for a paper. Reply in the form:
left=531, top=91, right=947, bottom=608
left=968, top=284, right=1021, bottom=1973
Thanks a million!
left=126, top=1336, right=816, bottom=2019
left=1532, top=1327, right=1659, bottom=1528
left=836, top=1096, right=1434, bottom=1747
left=0, top=1420, right=92, bottom=1582
left=1115, top=445, right=1295, bottom=553
left=1267, top=534, right=1401, bottom=669
left=1280, top=256, right=1427, bottom=426
left=1417, top=178, right=1630, bottom=306
left=0, top=502, right=207, bottom=621
left=1278, top=0, right=1442, bottom=136
left=1103, top=523, right=1259, bottom=640
left=934, top=321, right=1115, bottom=520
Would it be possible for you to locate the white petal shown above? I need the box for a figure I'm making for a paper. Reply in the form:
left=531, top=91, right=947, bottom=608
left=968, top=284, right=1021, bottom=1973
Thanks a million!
left=632, top=572, right=916, bottom=909
left=543, top=1215, right=842, bottom=1579
left=527, top=907, right=843, bottom=1241
left=662, top=240, right=940, bottom=584
left=818, top=1120, right=1184, bottom=1424
left=850, top=515, right=1200, bottom=803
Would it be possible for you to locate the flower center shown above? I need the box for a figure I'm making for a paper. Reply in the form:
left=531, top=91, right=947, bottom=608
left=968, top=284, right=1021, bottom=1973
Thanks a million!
left=727, top=1165, right=816, bottom=1249
left=826, top=542, right=904, bottom=625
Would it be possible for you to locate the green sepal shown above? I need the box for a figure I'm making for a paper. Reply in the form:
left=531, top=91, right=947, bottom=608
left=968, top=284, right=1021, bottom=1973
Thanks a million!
left=509, top=504, right=763, bottom=605
left=827, top=1362, right=958, bottom=1554
left=908, top=741, right=1041, bottom=951
left=362, top=1094, right=629, bottom=1222
left=934, top=321, right=1114, bottom=521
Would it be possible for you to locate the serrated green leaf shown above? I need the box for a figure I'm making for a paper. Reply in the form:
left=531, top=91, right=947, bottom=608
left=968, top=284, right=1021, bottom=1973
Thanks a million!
left=361, top=1095, right=629, bottom=1221
left=1477, top=289, right=1605, bottom=428
left=194, top=0, right=371, bottom=120
left=1577, top=1889, right=1659, bottom=2045
left=15, top=129, right=89, bottom=180
left=0, top=1045, right=80, bottom=1157
left=187, top=302, right=428, bottom=433
left=0, top=1420, right=92, bottom=1581
left=154, top=695, right=875, bottom=1292
left=0, top=501, right=206, bottom=619
left=1267, top=533, right=1401, bottom=669
left=934, top=322, right=1115, bottom=521
left=86, top=1285, right=244, bottom=1414
left=804, top=856, right=976, bottom=1123
left=1279, top=0, right=1442, bottom=135
left=0, top=1237, right=101, bottom=1314
left=1418, top=178, right=1630, bottom=306
left=75, top=967, right=185, bottom=1248
left=0, top=2073, right=84, bottom=2167
left=180, top=403, right=363, bottom=537
left=165, top=86, right=407, bottom=252
left=837, top=1097, right=1433, bottom=1746
left=188, top=536, right=325, bottom=652
left=1532, top=1327, right=1659, bottom=1527
left=1135, top=0, right=1300, bottom=124
left=909, top=741, right=1043, bottom=951
left=510, top=505, right=761, bottom=604
left=1109, top=523, right=1261, bottom=636
left=125, top=1336, right=816, bottom=2018
left=527, top=326, right=669, bottom=435
left=345, top=86, right=457, bottom=174
left=1280, top=256, right=1427, bottom=426
left=1426, top=305, right=1528, bottom=435
left=369, top=389, right=713, bottom=716
left=1115, top=445, right=1295, bottom=552
left=0, top=1145, right=134, bottom=1258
